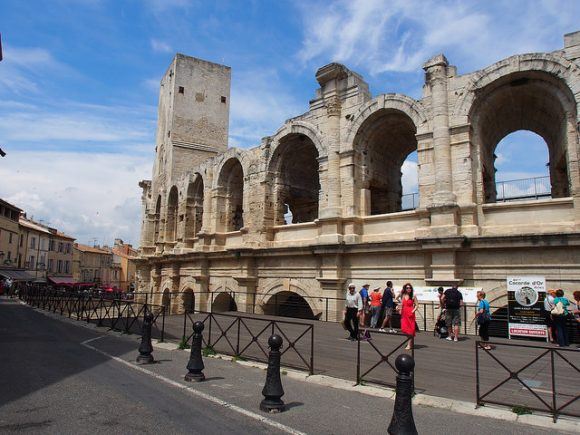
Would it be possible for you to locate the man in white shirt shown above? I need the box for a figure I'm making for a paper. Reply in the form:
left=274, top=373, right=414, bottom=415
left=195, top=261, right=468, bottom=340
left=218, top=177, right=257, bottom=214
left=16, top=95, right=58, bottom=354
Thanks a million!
left=343, top=283, right=363, bottom=341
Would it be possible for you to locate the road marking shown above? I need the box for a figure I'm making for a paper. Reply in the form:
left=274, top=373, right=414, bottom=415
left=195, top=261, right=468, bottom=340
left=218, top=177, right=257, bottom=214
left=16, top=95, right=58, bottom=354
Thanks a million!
left=80, top=339, right=306, bottom=435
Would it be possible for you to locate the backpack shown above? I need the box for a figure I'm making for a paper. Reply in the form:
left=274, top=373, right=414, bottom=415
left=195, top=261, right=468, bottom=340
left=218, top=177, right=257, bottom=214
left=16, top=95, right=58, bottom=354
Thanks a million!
left=445, top=288, right=461, bottom=309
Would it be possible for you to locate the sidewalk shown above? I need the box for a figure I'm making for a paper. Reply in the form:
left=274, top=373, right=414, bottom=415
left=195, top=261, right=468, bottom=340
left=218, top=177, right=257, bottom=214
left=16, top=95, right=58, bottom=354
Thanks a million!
left=79, top=324, right=578, bottom=434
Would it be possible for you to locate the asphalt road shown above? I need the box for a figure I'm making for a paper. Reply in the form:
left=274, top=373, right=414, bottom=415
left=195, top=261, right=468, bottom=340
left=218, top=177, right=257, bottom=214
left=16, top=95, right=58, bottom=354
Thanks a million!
left=0, top=298, right=572, bottom=434
left=0, top=298, right=285, bottom=434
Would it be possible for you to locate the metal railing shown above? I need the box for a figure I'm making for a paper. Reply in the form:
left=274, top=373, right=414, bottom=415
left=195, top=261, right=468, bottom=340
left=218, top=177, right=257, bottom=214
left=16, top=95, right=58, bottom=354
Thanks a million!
left=495, top=176, right=551, bottom=202
left=475, top=340, right=579, bottom=422
left=181, top=310, right=314, bottom=374
left=401, top=192, right=419, bottom=211
left=356, top=329, right=414, bottom=389
left=19, top=286, right=166, bottom=341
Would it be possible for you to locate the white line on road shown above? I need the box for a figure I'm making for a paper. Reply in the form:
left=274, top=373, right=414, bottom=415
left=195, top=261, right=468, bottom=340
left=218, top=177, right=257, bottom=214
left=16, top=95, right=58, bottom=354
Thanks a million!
left=80, top=338, right=306, bottom=435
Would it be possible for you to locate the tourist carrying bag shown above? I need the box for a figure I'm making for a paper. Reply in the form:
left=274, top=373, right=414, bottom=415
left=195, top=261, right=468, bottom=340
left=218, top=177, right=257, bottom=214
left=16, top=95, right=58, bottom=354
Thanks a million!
left=551, top=301, right=564, bottom=316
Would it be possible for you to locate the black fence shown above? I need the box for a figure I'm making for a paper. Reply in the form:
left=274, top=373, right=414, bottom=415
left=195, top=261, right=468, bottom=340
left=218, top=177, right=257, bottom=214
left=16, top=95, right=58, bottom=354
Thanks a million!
left=356, top=329, right=414, bottom=389
left=181, top=310, right=314, bottom=374
left=19, top=286, right=166, bottom=341
left=475, top=340, right=579, bottom=422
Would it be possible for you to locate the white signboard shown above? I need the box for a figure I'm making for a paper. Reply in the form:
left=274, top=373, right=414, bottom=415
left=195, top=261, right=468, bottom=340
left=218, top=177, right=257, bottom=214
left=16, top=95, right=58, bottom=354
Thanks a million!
left=411, top=287, right=480, bottom=304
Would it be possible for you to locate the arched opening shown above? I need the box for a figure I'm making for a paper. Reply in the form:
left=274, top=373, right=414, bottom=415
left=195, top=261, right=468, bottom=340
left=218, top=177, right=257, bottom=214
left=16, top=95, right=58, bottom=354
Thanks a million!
left=262, top=291, right=315, bottom=320
left=471, top=72, right=575, bottom=203
left=212, top=292, right=238, bottom=312
left=217, top=159, right=244, bottom=232
left=354, top=109, right=418, bottom=215
left=161, top=289, right=170, bottom=312
left=493, top=131, right=551, bottom=201
left=271, top=134, right=320, bottom=225
left=182, top=288, right=195, bottom=313
left=165, top=186, right=178, bottom=242
left=185, top=176, right=204, bottom=239
left=153, top=195, right=161, bottom=243
left=401, top=150, right=419, bottom=210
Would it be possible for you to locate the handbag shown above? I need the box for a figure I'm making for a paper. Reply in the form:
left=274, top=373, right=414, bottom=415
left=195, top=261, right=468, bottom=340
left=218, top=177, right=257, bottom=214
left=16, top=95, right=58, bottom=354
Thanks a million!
left=551, top=301, right=564, bottom=316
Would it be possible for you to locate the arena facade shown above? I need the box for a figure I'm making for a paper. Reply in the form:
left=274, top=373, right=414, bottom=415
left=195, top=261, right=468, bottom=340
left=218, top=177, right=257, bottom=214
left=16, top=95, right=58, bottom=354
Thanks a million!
left=136, top=31, right=580, bottom=326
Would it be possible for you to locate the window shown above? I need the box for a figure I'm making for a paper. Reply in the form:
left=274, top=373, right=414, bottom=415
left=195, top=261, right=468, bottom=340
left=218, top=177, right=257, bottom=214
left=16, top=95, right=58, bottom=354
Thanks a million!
left=8, top=233, right=12, bottom=244
left=65, top=243, right=71, bottom=254
left=29, top=255, right=35, bottom=269
left=178, top=86, right=185, bottom=94
left=20, top=234, right=23, bottom=247
left=49, top=240, right=55, bottom=251
left=7, top=251, right=11, bottom=260
left=48, top=259, right=53, bottom=272
left=57, top=260, right=63, bottom=273
left=221, top=96, right=227, bottom=103
left=30, top=237, right=36, bottom=249
left=65, top=261, right=70, bottom=274
left=58, top=242, right=63, bottom=253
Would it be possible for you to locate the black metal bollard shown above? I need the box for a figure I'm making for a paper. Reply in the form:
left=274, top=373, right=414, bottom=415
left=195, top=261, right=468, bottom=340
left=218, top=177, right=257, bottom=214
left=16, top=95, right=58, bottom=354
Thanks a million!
left=388, top=354, right=418, bottom=435
left=136, top=312, right=155, bottom=364
left=184, top=321, right=205, bottom=382
left=260, top=334, right=285, bottom=413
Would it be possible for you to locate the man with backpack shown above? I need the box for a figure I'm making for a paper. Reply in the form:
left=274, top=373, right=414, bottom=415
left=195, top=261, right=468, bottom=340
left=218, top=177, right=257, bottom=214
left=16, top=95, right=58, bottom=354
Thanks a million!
left=442, top=286, right=463, bottom=342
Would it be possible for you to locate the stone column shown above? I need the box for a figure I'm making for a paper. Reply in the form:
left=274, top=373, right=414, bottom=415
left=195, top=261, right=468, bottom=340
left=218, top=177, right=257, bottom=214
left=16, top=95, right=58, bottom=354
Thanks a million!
left=321, top=96, right=342, bottom=218
left=423, top=54, right=456, bottom=206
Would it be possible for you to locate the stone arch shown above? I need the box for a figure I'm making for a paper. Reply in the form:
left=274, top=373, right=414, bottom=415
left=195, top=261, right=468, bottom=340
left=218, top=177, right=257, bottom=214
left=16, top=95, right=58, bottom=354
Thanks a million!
left=212, top=291, right=238, bottom=312
left=466, top=66, right=577, bottom=203
left=184, top=173, right=204, bottom=240
left=344, top=94, right=430, bottom=149
left=165, top=186, right=179, bottom=242
left=267, top=132, right=321, bottom=225
left=257, top=282, right=322, bottom=318
left=453, top=53, right=580, bottom=121
left=268, top=120, right=328, bottom=160
left=216, top=158, right=244, bottom=232
left=161, top=288, right=171, bottom=312
left=351, top=106, right=421, bottom=215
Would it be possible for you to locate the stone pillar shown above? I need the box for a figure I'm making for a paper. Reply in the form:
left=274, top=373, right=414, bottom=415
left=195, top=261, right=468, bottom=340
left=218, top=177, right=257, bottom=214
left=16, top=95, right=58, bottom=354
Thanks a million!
left=423, top=54, right=455, bottom=207
left=321, top=96, right=342, bottom=218
left=234, top=277, right=257, bottom=314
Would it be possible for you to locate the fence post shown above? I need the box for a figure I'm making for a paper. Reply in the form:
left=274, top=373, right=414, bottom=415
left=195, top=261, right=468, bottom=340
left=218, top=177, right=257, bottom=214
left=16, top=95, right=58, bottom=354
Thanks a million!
left=310, top=325, right=314, bottom=375
left=475, top=341, right=480, bottom=408
left=325, top=298, right=329, bottom=322
left=423, top=304, right=427, bottom=331
left=160, top=306, right=166, bottom=342
left=356, top=334, right=361, bottom=384
left=236, top=317, right=241, bottom=356
left=550, top=349, right=557, bottom=422
left=182, top=310, right=187, bottom=342
left=463, top=305, right=467, bottom=335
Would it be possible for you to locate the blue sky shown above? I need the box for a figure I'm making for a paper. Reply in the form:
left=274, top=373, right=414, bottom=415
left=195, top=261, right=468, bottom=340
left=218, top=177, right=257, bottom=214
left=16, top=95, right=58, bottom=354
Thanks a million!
left=0, top=0, right=578, bottom=246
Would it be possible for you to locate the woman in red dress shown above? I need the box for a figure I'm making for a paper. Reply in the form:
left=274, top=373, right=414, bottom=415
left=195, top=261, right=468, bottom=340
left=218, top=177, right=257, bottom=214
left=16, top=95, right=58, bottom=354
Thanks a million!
left=398, top=283, right=418, bottom=350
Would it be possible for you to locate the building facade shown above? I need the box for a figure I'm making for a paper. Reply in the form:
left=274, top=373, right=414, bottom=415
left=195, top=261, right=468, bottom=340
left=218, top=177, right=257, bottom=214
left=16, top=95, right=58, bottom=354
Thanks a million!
left=111, top=239, right=138, bottom=291
left=0, top=199, right=21, bottom=270
left=73, top=243, right=114, bottom=286
left=137, top=32, right=580, bottom=322
left=18, top=217, right=51, bottom=280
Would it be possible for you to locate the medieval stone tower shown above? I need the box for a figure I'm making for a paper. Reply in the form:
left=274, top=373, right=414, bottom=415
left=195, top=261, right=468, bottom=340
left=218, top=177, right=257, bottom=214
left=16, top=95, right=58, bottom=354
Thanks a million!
left=140, top=55, right=231, bottom=250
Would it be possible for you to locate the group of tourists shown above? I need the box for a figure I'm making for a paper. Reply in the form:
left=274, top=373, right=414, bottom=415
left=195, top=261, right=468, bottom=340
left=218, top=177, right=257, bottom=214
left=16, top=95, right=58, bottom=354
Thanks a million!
left=342, top=282, right=429, bottom=351
left=343, top=282, right=580, bottom=350
left=543, top=289, right=580, bottom=347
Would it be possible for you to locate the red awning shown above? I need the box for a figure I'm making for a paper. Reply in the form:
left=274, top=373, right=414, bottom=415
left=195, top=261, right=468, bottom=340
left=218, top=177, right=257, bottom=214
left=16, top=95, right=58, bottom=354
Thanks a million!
left=48, top=277, right=77, bottom=286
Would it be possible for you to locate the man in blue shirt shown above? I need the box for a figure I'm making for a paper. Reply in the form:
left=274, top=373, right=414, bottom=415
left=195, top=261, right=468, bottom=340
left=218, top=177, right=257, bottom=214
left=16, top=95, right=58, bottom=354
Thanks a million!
left=359, top=284, right=370, bottom=339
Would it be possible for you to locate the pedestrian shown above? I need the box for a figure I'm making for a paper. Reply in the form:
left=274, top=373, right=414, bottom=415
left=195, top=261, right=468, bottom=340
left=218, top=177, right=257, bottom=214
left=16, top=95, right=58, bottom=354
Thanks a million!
left=369, top=286, right=382, bottom=328
left=398, top=283, right=418, bottom=350
left=552, top=289, right=571, bottom=347
left=442, top=285, right=463, bottom=342
left=379, top=281, right=396, bottom=333
left=476, top=291, right=491, bottom=350
left=359, top=283, right=371, bottom=340
left=573, top=291, right=580, bottom=349
left=437, top=287, right=445, bottom=311
left=543, top=289, right=557, bottom=343
left=343, top=283, right=362, bottom=341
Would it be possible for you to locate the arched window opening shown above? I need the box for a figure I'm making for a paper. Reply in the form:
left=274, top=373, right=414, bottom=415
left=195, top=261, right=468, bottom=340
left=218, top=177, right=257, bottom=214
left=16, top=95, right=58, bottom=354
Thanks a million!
left=154, top=195, right=162, bottom=243
left=182, top=289, right=195, bottom=313
left=161, top=289, right=171, bottom=312
left=166, top=186, right=178, bottom=242
left=273, top=134, right=320, bottom=225
left=493, top=131, right=551, bottom=201
left=185, top=176, right=204, bottom=239
left=401, top=150, right=419, bottom=210
left=471, top=72, right=574, bottom=204
left=212, top=292, right=237, bottom=312
left=217, top=159, right=244, bottom=232
left=355, top=109, right=418, bottom=215
left=262, top=291, right=315, bottom=320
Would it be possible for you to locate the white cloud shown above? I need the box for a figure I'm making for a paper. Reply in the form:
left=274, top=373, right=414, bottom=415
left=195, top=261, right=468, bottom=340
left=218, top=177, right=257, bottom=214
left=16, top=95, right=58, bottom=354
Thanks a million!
left=401, top=159, right=418, bottom=194
left=150, top=38, right=173, bottom=53
left=0, top=150, right=153, bottom=246
left=297, top=0, right=580, bottom=75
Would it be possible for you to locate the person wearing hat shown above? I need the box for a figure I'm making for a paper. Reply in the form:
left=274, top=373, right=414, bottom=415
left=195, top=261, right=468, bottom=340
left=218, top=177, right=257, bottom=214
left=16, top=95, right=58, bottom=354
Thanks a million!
left=343, top=283, right=363, bottom=341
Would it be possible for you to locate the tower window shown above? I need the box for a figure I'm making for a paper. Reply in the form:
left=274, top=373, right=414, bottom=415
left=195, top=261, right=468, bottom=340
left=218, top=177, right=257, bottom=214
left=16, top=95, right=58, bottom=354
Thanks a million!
left=178, top=86, right=185, bottom=94
left=221, top=96, right=227, bottom=103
